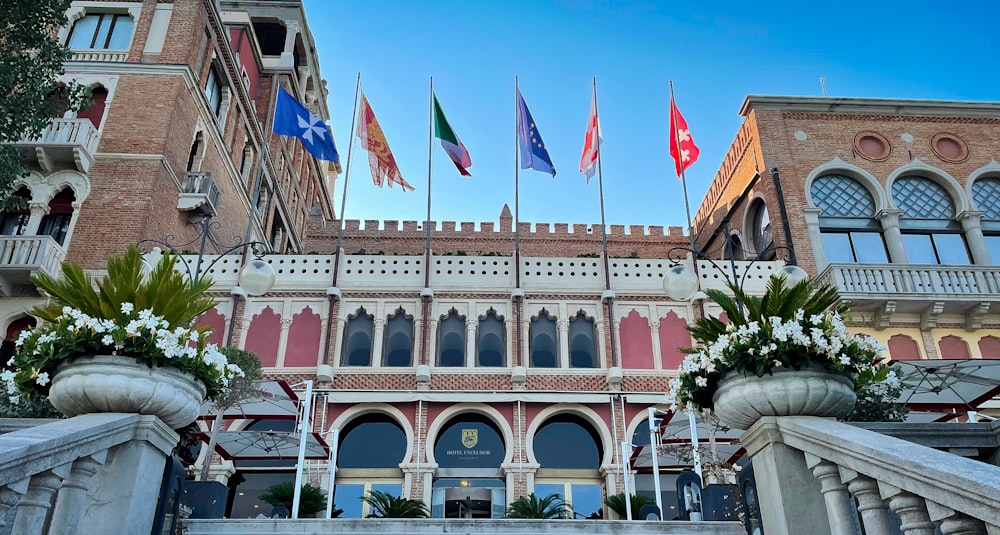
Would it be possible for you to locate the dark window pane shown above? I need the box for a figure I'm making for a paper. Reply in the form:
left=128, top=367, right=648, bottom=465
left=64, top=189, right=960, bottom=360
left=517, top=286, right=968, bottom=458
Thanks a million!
left=339, top=421, right=406, bottom=468
left=932, top=234, right=970, bottom=265
left=569, top=313, right=596, bottom=368
left=850, top=232, right=888, bottom=263
left=901, top=234, right=937, bottom=264
left=343, top=312, right=373, bottom=366
left=534, top=421, right=600, bottom=469
left=821, top=233, right=855, bottom=263
left=437, top=312, right=465, bottom=367
left=229, top=472, right=294, bottom=519
left=434, top=419, right=504, bottom=468
left=383, top=312, right=413, bottom=367
left=477, top=313, right=505, bottom=367
left=530, top=313, right=557, bottom=368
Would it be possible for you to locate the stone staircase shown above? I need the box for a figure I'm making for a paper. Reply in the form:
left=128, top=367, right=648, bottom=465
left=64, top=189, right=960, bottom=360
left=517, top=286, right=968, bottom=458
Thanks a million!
left=182, top=518, right=745, bottom=535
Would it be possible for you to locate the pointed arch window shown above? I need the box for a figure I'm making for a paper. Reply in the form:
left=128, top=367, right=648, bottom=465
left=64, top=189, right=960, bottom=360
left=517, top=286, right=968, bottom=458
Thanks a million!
left=0, top=188, right=31, bottom=236
left=892, top=175, right=969, bottom=264
left=437, top=308, right=465, bottom=367
left=342, top=307, right=373, bottom=366
left=477, top=308, right=505, bottom=367
left=569, top=311, right=597, bottom=368
left=811, top=174, right=887, bottom=263
left=748, top=199, right=775, bottom=259
left=39, top=189, right=75, bottom=245
left=383, top=308, right=413, bottom=367
left=529, top=309, right=557, bottom=368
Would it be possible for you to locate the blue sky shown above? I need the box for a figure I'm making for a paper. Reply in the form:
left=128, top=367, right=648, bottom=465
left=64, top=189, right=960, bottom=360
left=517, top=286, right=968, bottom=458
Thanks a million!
left=304, top=0, right=999, bottom=230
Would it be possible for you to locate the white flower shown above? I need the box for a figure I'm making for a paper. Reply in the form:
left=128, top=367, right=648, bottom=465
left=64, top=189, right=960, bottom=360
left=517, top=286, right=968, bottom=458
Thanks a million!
left=8, top=395, right=19, bottom=405
left=101, top=335, right=114, bottom=346
left=839, top=355, right=851, bottom=366
left=34, top=372, right=50, bottom=386
left=120, top=302, right=135, bottom=314
left=694, top=376, right=708, bottom=387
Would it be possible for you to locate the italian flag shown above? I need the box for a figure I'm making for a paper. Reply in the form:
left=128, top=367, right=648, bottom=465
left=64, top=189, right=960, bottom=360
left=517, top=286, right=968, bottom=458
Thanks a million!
left=433, top=94, right=472, bottom=176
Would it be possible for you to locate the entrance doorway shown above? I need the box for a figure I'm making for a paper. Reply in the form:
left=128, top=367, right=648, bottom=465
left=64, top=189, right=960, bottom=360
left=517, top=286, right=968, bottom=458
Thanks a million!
left=431, top=479, right=505, bottom=519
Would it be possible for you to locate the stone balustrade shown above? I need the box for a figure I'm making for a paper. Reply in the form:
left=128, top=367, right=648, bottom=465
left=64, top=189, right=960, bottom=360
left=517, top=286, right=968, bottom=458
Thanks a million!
left=743, top=416, right=1000, bottom=535
left=0, top=413, right=177, bottom=535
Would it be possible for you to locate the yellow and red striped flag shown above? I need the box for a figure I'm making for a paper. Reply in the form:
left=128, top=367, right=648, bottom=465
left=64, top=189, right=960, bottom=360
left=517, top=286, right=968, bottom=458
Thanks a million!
left=356, top=93, right=414, bottom=191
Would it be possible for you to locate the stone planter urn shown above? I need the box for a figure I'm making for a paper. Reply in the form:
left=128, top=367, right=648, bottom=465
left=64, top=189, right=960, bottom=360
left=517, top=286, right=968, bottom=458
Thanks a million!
left=48, top=355, right=207, bottom=429
left=712, top=364, right=856, bottom=430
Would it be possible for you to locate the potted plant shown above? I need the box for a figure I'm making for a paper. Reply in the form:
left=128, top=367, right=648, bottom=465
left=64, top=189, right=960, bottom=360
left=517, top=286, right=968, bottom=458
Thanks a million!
left=504, top=492, right=570, bottom=519
left=603, top=492, right=653, bottom=520
left=259, top=482, right=333, bottom=518
left=360, top=490, right=428, bottom=518
left=669, top=276, right=889, bottom=430
left=0, top=247, right=243, bottom=429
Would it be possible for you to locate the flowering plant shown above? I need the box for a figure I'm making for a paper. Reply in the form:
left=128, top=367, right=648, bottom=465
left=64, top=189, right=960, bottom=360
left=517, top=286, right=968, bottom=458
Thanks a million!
left=669, top=276, right=888, bottom=413
left=1, top=247, right=241, bottom=405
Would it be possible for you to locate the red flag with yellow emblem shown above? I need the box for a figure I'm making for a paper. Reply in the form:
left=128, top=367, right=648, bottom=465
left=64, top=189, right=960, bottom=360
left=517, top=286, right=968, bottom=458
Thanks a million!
left=356, top=93, right=414, bottom=191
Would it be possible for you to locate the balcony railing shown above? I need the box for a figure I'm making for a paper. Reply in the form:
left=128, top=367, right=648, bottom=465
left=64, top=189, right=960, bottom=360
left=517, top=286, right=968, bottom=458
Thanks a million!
left=71, top=49, right=128, bottom=62
left=0, top=235, right=66, bottom=296
left=177, top=172, right=221, bottom=216
left=817, top=263, right=1000, bottom=298
left=12, top=118, right=100, bottom=173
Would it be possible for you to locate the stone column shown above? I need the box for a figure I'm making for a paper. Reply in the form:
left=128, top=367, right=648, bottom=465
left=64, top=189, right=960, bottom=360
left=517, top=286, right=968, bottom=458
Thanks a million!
left=371, top=318, right=386, bottom=367
left=879, top=483, right=935, bottom=535
left=12, top=469, right=65, bottom=534
left=400, top=462, right=437, bottom=503
left=331, top=317, right=347, bottom=366
left=504, top=462, right=539, bottom=502
left=595, top=319, right=607, bottom=369
left=803, top=207, right=828, bottom=269
left=427, top=319, right=439, bottom=366
left=465, top=317, right=478, bottom=366
left=648, top=320, right=662, bottom=370
left=520, top=321, right=530, bottom=367
left=840, top=469, right=894, bottom=535
left=741, top=417, right=832, bottom=535
left=279, top=20, right=300, bottom=68
left=926, top=500, right=988, bottom=535
left=24, top=202, right=49, bottom=235
left=49, top=454, right=106, bottom=534
left=275, top=316, right=292, bottom=367
left=805, top=455, right=858, bottom=535
left=557, top=319, right=570, bottom=368
left=876, top=209, right=908, bottom=264
left=957, top=211, right=989, bottom=265
left=75, top=417, right=178, bottom=535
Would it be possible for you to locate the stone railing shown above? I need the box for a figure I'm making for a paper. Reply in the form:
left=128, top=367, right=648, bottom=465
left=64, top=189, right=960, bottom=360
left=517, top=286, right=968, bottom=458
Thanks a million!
left=0, top=414, right=177, bottom=535
left=816, top=263, right=1000, bottom=299
left=743, top=416, right=1000, bottom=535
left=70, top=49, right=128, bottom=62
left=0, top=236, right=66, bottom=278
left=13, top=118, right=100, bottom=173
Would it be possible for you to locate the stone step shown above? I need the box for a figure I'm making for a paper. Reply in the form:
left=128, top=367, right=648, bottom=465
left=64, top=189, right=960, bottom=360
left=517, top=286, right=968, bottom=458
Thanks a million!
left=183, top=518, right=745, bottom=535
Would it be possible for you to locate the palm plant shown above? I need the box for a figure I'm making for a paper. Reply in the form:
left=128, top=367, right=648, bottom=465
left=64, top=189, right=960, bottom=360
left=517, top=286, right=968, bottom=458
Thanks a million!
left=259, top=482, right=329, bottom=516
left=30, top=246, right=216, bottom=327
left=603, top=492, right=654, bottom=519
left=504, top=492, right=570, bottom=519
left=360, top=490, right=429, bottom=518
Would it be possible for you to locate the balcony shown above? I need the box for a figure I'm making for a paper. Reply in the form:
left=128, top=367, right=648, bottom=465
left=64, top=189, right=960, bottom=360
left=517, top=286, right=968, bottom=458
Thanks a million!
left=177, top=172, right=221, bottom=216
left=11, top=118, right=100, bottom=173
left=815, top=263, right=1000, bottom=329
left=0, top=235, right=66, bottom=296
left=71, top=49, right=128, bottom=62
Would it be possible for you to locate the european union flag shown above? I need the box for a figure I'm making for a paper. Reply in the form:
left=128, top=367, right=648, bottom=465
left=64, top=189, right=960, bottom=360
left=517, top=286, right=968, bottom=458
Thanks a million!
left=516, top=89, right=556, bottom=177
left=272, top=86, right=339, bottom=162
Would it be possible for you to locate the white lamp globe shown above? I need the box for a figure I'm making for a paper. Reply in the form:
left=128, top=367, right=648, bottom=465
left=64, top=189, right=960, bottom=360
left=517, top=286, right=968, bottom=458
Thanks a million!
left=238, top=258, right=276, bottom=296
left=662, top=264, right=700, bottom=301
left=775, top=264, right=809, bottom=286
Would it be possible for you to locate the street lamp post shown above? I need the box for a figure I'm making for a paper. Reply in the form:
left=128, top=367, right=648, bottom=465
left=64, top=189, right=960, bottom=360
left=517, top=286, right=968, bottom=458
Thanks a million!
left=661, top=216, right=808, bottom=303
left=138, top=214, right=277, bottom=296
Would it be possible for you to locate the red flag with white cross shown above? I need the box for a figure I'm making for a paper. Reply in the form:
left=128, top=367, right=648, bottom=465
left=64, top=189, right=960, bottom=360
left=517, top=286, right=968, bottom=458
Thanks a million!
left=668, top=95, right=700, bottom=177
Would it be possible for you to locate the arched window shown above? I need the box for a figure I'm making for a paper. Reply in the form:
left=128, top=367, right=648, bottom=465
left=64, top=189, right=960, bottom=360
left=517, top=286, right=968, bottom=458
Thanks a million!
left=205, top=66, right=224, bottom=117
left=1, top=316, right=36, bottom=365
left=972, top=176, right=1000, bottom=264
left=187, top=132, right=204, bottom=172
left=342, top=308, right=373, bottom=366
left=239, top=142, right=254, bottom=181
left=0, top=188, right=31, bottom=236
left=811, top=174, right=887, bottom=263
left=383, top=307, right=413, bottom=367
left=434, top=414, right=505, bottom=469
left=568, top=311, right=597, bottom=368
left=78, top=86, right=108, bottom=128
left=476, top=308, right=505, bottom=367
left=335, top=413, right=406, bottom=518
left=533, top=414, right=604, bottom=519
left=748, top=199, right=775, bottom=259
left=724, top=233, right=744, bottom=260
left=39, top=189, right=75, bottom=245
left=892, top=175, right=968, bottom=264
left=437, top=309, right=466, bottom=367
left=529, top=309, right=557, bottom=368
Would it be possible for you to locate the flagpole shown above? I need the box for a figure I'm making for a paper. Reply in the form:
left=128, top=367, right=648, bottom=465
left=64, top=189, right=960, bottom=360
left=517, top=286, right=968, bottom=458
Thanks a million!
left=421, top=76, right=434, bottom=366
left=321, top=72, right=361, bottom=367
left=670, top=81, right=697, bottom=252
left=593, top=77, right=619, bottom=368
left=513, top=75, right=523, bottom=367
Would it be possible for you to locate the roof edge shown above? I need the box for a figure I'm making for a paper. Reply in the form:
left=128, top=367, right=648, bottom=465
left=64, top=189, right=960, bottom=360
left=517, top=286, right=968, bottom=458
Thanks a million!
left=739, top=95, right=1000, bottom=118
